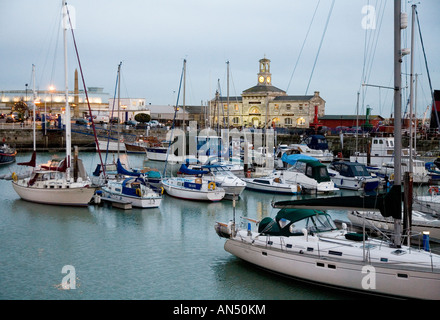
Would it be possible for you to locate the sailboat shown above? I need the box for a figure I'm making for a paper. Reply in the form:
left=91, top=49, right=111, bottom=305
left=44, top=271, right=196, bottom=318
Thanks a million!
left=161, top=59, right=226, bottom=202
left=12, top=1, right=95, bottom=206
left=99, top=63, right=162, bottom=208
left=214, top=1, right=440, bottom=299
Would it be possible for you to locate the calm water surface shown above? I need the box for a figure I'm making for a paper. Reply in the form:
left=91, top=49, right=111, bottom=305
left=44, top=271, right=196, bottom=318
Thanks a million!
left=0, top=151, right=386, bottom=300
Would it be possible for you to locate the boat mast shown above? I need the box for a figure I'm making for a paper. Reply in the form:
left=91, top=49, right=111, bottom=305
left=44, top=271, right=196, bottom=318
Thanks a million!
left=117, top=62, right=121, bottom=156
left=32, top=64, right=36, bottom=152
left=409, top=4, right=416, bottom=173
left=393, top=0, right=403, bottom=247
left=62, top=0, right=71, bottom=175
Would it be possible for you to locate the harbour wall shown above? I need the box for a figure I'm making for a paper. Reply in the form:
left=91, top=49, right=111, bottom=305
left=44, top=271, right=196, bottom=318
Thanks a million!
left=1, top=127, right=439, bottom=156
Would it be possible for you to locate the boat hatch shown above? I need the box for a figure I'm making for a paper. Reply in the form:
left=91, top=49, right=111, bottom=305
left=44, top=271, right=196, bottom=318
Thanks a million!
left=391, top=249, right=406, bottom=256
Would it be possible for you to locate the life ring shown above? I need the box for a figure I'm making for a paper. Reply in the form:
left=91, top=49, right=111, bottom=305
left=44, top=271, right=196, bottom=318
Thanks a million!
left=208, top=181, right=216, bottom=191
left=136, top=188, right=142, bottom=197
left=11, top=172, right=17, bottom=182
left=429, top=186, right=439, bottom=195
left=389, top=173, right=394, bottom=181
left=160, top=187, right=164, bottom=195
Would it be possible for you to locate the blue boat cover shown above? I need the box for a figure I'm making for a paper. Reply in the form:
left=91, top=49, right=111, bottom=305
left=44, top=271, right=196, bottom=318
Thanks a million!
left=117, top=158, right=141, bottom=177
left=178, top=164, right=209, bottom=175
left=281, top=153, right=319, bottom=165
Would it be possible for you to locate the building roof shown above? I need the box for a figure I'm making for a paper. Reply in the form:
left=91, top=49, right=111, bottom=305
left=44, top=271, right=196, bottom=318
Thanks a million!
left=217, top=96, right=243, bottom=102
left=242, top=85, right=286, bottom=94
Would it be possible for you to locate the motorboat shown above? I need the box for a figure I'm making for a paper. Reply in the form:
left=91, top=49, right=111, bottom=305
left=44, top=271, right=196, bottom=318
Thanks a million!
left=0, top=144, right=17, bottom=165
left=288, top=135, right=334, bottom=162
left=243, top=175, right=301, bottom=195
left=278, top=154, right=339, bottom=194
left=328, top=160, right=381, bottom=191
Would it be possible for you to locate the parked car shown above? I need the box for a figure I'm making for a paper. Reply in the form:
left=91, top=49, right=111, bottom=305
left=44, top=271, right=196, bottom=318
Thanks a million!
left=124, top=120, right=137, bottom=127
left=146, top=120, right=160, bottom=127
left=74, top=118, right=89, bottom=125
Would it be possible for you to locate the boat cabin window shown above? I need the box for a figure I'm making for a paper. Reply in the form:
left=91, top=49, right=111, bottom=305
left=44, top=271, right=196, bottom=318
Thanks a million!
left=306, top=166, right=313, bottom=177
left=288, top=214, right=337, bottom=235
left=352, top=164, right=370, bottom=177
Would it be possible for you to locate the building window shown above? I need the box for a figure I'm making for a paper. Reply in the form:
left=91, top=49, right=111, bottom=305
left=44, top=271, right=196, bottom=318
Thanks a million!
left=232, top=117, right=240, bottom=124
left=285, top=118, right=293, bottom=126
left=297, top=117, right=306, bottom=126
left=286, top=104, right=291, bottom=110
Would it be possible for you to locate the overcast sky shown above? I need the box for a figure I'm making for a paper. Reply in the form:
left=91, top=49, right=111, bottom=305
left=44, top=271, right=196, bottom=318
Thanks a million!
left=1, top=0, right=439, bottom=118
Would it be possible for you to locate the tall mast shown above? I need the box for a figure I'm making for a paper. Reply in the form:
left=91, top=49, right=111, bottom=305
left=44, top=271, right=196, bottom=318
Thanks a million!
left=117, top=62, right=121, bottom=156
left=32, top=64, right=36, bottom=151
left=227, top=60, right=230, bottom=128
left=409, top=4, right=416, bottom=173
left=182, top=59, right=186, bottom=131
left=62, top=0, right=71, bottom=174
left=393, top=0, right=403, bottom=247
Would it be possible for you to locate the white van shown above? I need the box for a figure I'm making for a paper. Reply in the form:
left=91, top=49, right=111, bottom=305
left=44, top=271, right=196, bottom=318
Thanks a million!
left=93, top=115, right=109, bottom=124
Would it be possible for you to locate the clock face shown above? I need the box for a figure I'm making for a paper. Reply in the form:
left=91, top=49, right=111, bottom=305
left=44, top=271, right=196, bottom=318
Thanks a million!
left=259, top=76, right=264, bottom=83
left=266, top=76, right=271, bottom=83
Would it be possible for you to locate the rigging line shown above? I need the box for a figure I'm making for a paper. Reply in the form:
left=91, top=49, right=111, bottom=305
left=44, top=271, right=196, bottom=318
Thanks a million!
left=305, top=0, right=335, bottom=95
left=37, top=4, right=61, bottom=88
left=162, top=60, right=185, bottom=178
left=65, top=5, right=106, bottom=177
left=104, top=63, right=121, bottom=166
left=286, top=0, right=320, bottom=93
left=416, top=8, right=440, bottom=130
left=361, top=0, right=387, bottom=115
left=360, top=1, right=383, bottom=99
left=364, top=0, right=387, bottom=84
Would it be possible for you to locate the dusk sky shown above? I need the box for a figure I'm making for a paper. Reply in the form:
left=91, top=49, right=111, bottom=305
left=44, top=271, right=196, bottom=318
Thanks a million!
left=1, top=0, right=439, bottom=118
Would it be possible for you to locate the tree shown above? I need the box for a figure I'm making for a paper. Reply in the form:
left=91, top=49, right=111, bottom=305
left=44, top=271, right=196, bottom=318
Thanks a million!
left=134, top=113, right=151, bottom=123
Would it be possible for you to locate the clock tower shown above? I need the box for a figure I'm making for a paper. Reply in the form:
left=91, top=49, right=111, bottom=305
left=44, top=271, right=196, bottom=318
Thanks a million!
left=257, top=56, right=271, bottom=86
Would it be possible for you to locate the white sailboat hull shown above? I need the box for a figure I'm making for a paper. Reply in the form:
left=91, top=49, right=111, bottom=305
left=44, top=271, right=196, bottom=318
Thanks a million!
left=224, top=232, right=440, bottom=299
left=145, top=147, right=168, bottom=161
left=12, top=180, right=95, bottom=206
left=97, top=140, right=126, bottom=152
left=162, top=178, right=225, bottom=201
left=347, top=210, right=440, bottom=241
left=243, top=178, right=300, bottom=195
left=101, top=188, right=161, bottom=208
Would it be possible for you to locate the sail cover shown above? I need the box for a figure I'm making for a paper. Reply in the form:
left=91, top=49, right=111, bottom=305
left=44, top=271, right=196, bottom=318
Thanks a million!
left=17, top=151, right=36, bottom=167
left=273, top=185, right=402, bottom=219
left=116, top=158, right=141, bottom=177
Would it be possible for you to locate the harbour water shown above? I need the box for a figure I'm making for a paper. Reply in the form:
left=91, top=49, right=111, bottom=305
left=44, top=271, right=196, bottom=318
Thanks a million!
left=0, top=151, right=414, bottom=300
